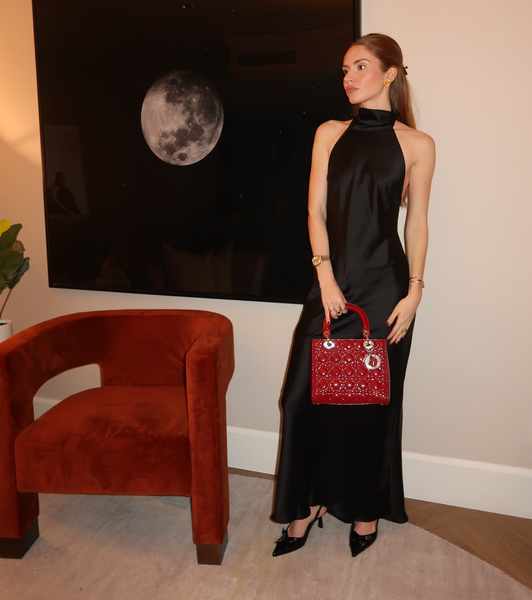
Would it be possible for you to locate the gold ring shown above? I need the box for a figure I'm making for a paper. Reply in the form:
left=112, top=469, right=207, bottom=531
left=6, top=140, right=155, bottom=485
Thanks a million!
left=401, top=328, right=408, bottom=335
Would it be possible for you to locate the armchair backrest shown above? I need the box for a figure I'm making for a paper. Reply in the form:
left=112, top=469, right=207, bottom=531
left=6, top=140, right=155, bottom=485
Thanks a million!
left=0, top=310, right=228, bottom=397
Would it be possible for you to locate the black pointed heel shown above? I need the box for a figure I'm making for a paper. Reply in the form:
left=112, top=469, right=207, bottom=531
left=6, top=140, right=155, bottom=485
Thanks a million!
left=272, top=506, right=325, bottom=557
left=349, top=519, right=379, bottom=557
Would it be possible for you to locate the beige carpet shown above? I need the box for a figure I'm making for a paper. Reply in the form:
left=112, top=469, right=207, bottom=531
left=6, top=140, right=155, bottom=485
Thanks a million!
left=1, top=474, right=530, bottom=600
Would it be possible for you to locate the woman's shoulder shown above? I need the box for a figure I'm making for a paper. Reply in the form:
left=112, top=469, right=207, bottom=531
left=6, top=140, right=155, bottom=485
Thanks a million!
left=394, top=121, right=435, bottom=148
left=394, top=121, right=436, bottom=158
left=314, top=119, right=352, bottom=151
left=316, top=119, right=351, bottom=137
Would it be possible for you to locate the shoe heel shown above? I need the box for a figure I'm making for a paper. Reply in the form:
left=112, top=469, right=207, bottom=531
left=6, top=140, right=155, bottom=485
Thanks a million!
left=316, top=504, right=325, bottom=529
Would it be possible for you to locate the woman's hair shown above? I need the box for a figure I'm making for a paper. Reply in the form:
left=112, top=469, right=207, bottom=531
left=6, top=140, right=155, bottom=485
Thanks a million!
left=349, top=33, right=416, bottom=129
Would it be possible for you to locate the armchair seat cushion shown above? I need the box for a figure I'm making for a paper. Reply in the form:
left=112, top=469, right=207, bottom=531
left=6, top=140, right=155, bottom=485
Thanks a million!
left=14, top=386, right=191, bottom=496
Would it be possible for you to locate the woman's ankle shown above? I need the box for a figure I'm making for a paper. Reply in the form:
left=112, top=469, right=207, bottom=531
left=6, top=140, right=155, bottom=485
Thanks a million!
left=354, top=520, right=377, bottom=535
left=288, top=506, right=327, bottom=537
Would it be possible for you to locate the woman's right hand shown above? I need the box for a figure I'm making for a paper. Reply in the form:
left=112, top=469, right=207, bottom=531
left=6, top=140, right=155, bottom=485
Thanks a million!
left=319, top=277, right=347, bottom=322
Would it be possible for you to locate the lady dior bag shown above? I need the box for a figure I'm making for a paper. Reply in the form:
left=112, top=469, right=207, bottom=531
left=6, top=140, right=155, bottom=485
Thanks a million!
left=310, top=303, right=390, bottom=405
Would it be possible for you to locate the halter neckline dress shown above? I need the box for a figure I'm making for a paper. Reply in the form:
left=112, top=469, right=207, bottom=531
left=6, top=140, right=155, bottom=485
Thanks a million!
left=272, top=107, right=412, bottom=525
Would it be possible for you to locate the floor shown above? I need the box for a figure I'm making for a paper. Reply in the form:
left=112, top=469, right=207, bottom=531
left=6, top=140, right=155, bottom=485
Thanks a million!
left=229, top=468, right=532, bottom=591
left=405, top=497, right=532, bottom=591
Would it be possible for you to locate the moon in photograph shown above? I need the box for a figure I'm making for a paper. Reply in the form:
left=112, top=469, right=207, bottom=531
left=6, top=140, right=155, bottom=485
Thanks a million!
left=141, top=70, right=224, bottom=166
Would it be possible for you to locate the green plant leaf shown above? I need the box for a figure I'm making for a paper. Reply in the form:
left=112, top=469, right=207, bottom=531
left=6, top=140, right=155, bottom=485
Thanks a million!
left=6, top=257, right=30, bottom=288
left=0, top=248, right=24, bottom=278
left=10, top=240, right=24, bottom=254
left=0, top=224, right=22, bottom=252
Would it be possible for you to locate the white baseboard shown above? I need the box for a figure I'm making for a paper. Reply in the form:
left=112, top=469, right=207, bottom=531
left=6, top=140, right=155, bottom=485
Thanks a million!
left=33, top=399, right=532, bottom=519
left=402, top=451, right=532, bottom=519
left=227, top=426, right=280, bottom=475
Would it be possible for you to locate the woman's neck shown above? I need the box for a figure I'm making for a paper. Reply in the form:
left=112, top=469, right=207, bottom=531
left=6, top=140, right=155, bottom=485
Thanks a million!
left=359, top=101, right=392, bottom=111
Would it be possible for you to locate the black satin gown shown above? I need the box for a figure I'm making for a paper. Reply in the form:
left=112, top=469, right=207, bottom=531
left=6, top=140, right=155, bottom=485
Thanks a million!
left=271, top=108, right=413, bottom=525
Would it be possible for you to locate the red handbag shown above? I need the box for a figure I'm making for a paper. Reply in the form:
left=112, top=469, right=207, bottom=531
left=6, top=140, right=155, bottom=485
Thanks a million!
left=310, top=303, right=390, bottom=405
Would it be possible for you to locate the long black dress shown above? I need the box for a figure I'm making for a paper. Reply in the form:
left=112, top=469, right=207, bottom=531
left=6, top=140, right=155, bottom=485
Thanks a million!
left=272, top=107, right=412, bottom=525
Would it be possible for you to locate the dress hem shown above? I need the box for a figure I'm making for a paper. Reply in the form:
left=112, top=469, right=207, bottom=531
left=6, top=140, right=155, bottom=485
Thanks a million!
left=270, top=509, right=409, bottom=526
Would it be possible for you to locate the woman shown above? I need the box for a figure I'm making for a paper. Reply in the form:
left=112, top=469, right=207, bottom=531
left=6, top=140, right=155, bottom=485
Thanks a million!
left=271, top=33, right=435, bottom=557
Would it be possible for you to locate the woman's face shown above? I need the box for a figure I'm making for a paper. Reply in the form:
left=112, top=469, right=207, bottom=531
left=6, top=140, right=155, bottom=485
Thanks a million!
left=342, top=45, right=393, bottom=108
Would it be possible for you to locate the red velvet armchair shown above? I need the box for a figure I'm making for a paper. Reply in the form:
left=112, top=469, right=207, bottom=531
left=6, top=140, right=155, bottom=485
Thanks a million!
left=0, top=309, right=234, bottom=564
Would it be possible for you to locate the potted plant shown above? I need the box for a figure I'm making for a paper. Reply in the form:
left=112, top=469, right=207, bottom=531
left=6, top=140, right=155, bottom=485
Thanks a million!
left=0, top=220, right=30, bottom=341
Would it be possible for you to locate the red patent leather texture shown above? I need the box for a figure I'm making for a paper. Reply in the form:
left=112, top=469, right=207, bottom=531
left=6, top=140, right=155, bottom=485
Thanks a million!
left=311, top=304, right=390, bottom=405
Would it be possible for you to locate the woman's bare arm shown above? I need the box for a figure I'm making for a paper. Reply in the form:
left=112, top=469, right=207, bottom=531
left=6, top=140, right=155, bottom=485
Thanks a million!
left=386, top=131, right=436, bottom=343
left=308, top=121, right=350, bottom=322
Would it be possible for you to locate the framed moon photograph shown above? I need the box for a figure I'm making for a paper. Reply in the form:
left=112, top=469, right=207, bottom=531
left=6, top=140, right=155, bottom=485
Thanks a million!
left=32, top=0, right=360, bottom=303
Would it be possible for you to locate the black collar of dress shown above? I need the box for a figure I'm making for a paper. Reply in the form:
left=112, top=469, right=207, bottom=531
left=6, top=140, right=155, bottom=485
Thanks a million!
left=353, top=108, right=397, bottom=131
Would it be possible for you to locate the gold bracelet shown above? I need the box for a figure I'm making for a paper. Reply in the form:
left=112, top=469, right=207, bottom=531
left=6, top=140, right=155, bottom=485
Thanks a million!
left=409, top=278, right=425, bottom=288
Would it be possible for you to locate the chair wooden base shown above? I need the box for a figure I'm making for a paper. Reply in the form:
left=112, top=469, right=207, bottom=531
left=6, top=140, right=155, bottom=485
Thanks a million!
left=196, top=532, right=228, bottom=565
left=0, top=520, right=40, bottom=559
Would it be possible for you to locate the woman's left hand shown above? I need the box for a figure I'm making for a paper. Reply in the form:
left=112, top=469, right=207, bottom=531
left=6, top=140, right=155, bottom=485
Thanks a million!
left=386, top=290, right=422, bottom=344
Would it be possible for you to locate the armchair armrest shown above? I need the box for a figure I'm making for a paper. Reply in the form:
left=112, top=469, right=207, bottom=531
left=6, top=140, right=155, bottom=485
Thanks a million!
left=0, top=314, right=96, bottom=539
left=0, top=315, right=99, bottom=443
left=185, top=313, right=235, bottom=545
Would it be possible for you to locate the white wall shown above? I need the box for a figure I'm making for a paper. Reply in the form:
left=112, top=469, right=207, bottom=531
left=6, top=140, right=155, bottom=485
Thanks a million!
left=363, top=0, right=532, bottom=468
left=1, top=0, right=531, bottom=517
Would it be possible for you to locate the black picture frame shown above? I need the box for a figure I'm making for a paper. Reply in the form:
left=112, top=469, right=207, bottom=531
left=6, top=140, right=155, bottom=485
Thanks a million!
left=33, top=0, right=360, bottom=304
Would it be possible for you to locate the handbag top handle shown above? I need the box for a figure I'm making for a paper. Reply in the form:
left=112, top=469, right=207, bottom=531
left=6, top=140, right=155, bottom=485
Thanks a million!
left=322, top=303, right=370, bottom=340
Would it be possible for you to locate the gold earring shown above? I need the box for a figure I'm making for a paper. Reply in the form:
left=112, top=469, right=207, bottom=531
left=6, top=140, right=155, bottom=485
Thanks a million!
left=384, top=79, right=391, bottom=88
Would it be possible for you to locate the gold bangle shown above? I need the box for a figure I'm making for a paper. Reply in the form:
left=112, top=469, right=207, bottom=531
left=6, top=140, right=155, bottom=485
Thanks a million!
left=409, top=279, right=425, bottom=288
